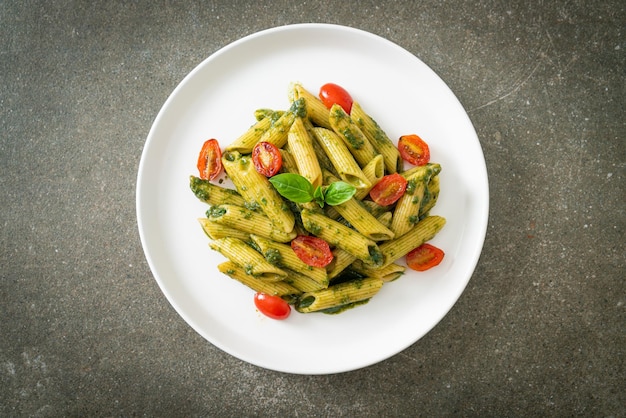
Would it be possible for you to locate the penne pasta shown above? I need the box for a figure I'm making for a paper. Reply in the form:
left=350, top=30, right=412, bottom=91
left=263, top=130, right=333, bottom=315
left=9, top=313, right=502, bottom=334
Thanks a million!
left=295, top=277, right=384, bottom=313
left=189, top=175, right=246, bottom=207
left=328, top=104, right=379, bottom=168
left=354, top=154, right=385, bottom=200
left=301, top=208, right=383, bottom=267
left=257, top=98, right=306, bottom=149
left=198, top=217, right=250, bottom=242
left=310, top=127, right=371, bottom=189
left=222, top=151, right=295, bottom=234
left=289, top=82, right=332, bottom=129
left=218, top=261, right=300, bottom=300
left=324, top=171, right=394, bottom=241
left=225, top=116, right=273, bottom=154
left=287, top=117, right=323, bottom=187
left=350, top=260, right=405, bottom=282
left=250, top=234, right=329, bottom=287
left=378, top=215, right=446, bottom=268
left=209, top=237, right=287, bottom=282
left=351, top=101, right=403, bottom=173
left=206, top=204, right=296, bottom=243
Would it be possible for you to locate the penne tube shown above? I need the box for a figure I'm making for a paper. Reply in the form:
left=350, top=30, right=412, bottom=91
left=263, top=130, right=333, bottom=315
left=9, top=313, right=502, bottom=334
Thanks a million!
left=257, top=98, right=306, bottom=149
left=324, top=171, right=394, bottom=241
left=391, top=168, right=436, bottom=237
left=209, top=237, right=287, bottom=281
left=289, top=82, right=332, bottom=129
left=328, top=104, right=379, bottom=168
left=419, top=174, right=440, bottom=218
left=399, top=162, right=441, bottom=180
left=254, top=108, right=284, bottom=121
left=198, top=218, right=250, bottom=242
left=250, top=235, right=329, bottom=287
left=287, top=117, right=323, bottom=187
left=351, top=260, right=405, bottom=282
left=295, top=277, right=384, bottom=313
left=376, top=211, right=393, bottom=229
left=301, top=209, right=383, bottom=267
left=222, top=151, right=295, bottom=234
left=302, top=118, right=338, bottom=176
left=189, top=175, right=246, bottom=207
left=378, top=215, right=446, bottom=268
left=359, top=199, right=390, bottom=218
left=206, top=204, right=296, bottom=243
left=279, top=148, right=299, bottom=174
left=354, top=155, right=385, bottom=200
left=310, top=127, right=371, bottom=189
left=283, top=269, right=329, bottom=292
left=218, top=261, right=300, bottom=300
left=351, top=101, right=403, bottom=173
left=225, top=116, right=273, bottom=154
left=326, top=247, right=357, bottom=280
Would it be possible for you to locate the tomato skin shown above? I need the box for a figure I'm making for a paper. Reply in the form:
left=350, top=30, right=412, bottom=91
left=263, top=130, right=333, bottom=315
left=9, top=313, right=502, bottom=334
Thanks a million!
left=398, top=134, right=430, bottom=166
left=197, top=139, right=223, bottom=180
left=369, top=173, right=408, bottom=206
left=254, top=292, right=291, bottom=320
left=252, top=142, right=283, bottom=177
left=319, top=83, right=353, bottom=114
left=291, top=235, right=334, bottom=268
left=406, top=243, right=445, bottom=271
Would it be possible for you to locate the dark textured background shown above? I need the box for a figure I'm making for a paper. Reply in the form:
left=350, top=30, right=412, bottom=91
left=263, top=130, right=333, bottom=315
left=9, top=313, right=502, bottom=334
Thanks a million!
left=1, top=1, right=624, bottom=416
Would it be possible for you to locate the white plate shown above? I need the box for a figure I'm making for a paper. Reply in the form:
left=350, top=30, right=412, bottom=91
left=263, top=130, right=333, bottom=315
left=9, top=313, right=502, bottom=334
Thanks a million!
left=136, top=23, right=488, bottom=374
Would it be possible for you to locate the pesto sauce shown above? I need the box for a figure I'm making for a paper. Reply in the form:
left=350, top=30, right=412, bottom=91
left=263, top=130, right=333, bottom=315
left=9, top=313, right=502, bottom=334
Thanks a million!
left=244, top=264, right=254, bottom=275
left=304, top=220, right=322, bottom=235
left=223, top=151, right=238, bottom=162
left=206, top=206, right=226, bottom=218
left=406, top=179, right=418, bottom=195
left=297, top=295, right=315, bottom=309
left=367, top=246, right=384, bottom=267
left=341, top=128, right=364, bottom=149
left=330, top=269, right=365, bottom=285
left=244, top=201, right=260, bottom=211
left=320, top=299, right=370, bottom=315
left=264, top=248, right=282, bottom=267
left=290, top=98, right=307, bottom=118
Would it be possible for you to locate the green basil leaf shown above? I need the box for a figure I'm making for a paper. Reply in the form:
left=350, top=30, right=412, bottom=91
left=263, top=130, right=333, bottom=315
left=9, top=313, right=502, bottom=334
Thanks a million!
left=313, top=185, right=326, bottom=207
left=324, top=181, right=356, bottom=206
left=268, top=173, right=314, bottom=203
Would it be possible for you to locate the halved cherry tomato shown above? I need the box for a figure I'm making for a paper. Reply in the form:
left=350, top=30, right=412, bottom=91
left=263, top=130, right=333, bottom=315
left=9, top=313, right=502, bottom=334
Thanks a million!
left=369, top=173, right=408, bottom=206
left=291, top=235, right=333, bottom=268
left=406, top=243, right=445, bottom=271
left=398, top=134, right=430, bottom=166
left=254, top=292, right=291, bottom=320
left=252, top=141, right=282, bottom=177
left=197, top=139, right=223, bottom=180
left=319, top=83, right=353, bottom=114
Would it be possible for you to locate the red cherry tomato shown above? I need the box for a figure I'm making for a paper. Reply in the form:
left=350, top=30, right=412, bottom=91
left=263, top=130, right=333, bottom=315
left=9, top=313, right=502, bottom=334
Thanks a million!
left=319, top=83, right=353, bottom=114
left=406, top=243, right=445, bottom=271
left=197, top=139, right=223, bottom=180
left=291, top=235, right=334, bottom=268
left=254, top=292, right=291, bottom=320
left=252, top=142, right=283, bottom=177
left=369, top=173, right=408, bottom=206
left=398, top=134, right=430, bottom=166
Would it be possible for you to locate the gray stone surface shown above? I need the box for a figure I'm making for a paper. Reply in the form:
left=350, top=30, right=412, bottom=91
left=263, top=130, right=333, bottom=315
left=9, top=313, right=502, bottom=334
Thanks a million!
left=1, top=0, right=624, bottom=416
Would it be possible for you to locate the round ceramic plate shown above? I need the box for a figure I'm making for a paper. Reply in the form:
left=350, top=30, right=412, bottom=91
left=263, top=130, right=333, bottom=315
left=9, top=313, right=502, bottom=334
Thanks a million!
left=136, top=23, right=489, bottom=374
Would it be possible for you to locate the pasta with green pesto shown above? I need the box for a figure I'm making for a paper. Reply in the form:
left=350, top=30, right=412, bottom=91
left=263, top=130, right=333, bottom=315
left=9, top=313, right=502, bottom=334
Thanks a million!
left=189, top=82, right=447, bottom=316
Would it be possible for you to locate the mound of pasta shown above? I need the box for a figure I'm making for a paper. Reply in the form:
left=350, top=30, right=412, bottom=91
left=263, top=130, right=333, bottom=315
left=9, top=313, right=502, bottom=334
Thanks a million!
left=190, top=82, right=445, bottom=316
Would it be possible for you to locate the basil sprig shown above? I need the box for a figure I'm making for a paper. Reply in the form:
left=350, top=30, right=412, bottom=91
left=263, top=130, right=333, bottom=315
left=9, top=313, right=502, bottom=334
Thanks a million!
left=269, top=173, right=356, bottom=207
